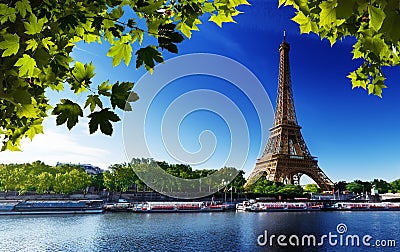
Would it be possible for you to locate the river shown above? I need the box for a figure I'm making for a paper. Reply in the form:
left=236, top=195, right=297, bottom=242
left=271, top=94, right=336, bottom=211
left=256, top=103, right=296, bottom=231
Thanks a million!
left=0, top=211, right=398, bottom=251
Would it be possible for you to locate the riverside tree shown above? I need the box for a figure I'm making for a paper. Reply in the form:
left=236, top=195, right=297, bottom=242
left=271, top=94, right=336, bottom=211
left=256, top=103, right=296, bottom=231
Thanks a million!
left=390, top=179, right=400, bottom=193
left=0, top=162, right=92, bottom=194
left=283, top=0, right=400, bottom=97
left=244, top=176, right=304, bottom=198
left=303, top=183, right=321, bottom=193
left=103, top=163, right=139, bottom=196
left=0, top=0, right=249, bottom=151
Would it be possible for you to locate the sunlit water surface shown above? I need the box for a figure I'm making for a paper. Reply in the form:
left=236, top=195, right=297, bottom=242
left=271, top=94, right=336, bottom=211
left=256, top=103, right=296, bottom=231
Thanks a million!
left=0, top=211, right=398, bottom=251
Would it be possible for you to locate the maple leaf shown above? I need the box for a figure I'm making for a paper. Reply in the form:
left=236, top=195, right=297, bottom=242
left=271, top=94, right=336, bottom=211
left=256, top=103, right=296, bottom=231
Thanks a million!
left=84, top=94, right=103, bottom=112
left=0, top=34, right=20, bottom=56
left=52, top=99, right=83, bottom=129
left=88, top=108, right=120, bottom=135
left=135, top=46, right=163, bottom=73
left=14, top=54, right=37, bottom=77
left=24, top=14, right=46, bottom=35
left=107, top=36, right=132, bottom=66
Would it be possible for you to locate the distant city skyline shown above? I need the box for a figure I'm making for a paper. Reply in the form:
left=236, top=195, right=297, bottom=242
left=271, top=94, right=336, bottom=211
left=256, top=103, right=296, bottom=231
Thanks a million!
left=1, top=0, right=400, bottom=184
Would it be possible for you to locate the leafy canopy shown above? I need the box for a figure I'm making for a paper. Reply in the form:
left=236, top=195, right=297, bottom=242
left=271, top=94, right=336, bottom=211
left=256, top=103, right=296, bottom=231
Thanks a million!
left=0, top=0, right=249, bottom=151
left=282, top=0, right=400, bottom=98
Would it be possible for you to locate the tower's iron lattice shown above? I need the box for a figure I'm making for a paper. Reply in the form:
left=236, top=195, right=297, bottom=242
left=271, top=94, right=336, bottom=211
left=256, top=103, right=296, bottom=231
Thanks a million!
left=246, top=38, right=334, bottom=191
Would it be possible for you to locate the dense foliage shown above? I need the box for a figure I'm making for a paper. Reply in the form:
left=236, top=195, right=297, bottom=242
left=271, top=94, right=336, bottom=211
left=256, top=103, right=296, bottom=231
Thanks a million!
left=303, top=183, right=321, bottom=193
left=129, top=158, right=246, bottom=194
left=0, top=161, right=91, bottom=195
left=344, top=179, right=396, bottom=194
left=283, top=0, right=400, bottom=97
left=244, top=177, right=304, bottom=198
left=103, top=163, right=143, bottom=194
left=1, top=160, right=399, bottom=196
left=0, top=0, right=249, bottom=151
left=0, top=160, right=247, bottom=195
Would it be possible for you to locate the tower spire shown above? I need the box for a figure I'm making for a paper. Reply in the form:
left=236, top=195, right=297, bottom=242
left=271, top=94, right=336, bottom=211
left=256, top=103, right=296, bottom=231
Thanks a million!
left=274, top=36, right=297, bottom=127
left=246, top=39, right=334, bottom=191
left=283, top=30, right=286, bottom=42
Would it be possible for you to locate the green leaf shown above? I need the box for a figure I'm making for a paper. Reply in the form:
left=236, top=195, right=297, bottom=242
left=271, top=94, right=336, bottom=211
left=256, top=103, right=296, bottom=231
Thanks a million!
left=88, top=108, right=120, bottom=135
left=72, top=61, right=95, bottom=83
left=2, top=141, right=21, bottom=152
left=16, top=104, right=38, bottom=118
left=203, top=2, right=216, bottom=12
left=58, top=14, right=79, bottom=31
left=293, top=0, right=310, bottom=14
left=98, top=80, right=113, bottom=97
left=42, top=37, right=55, bottom=50
left=14, top=54, right=37, bottom=77
left=381, top=15, right=400, bottom=43
left=147, top=18, right=164, bottom=36
left=15, top=0, right=32, bottom=18
left=291, top=12, right=316, bottom=34
left=52, top=99, right=83, bottom=130
left=135, top=46, right=163, bottom=73
left=363, top=36, right=388, bottom=59
left=229, top=0, right=250, bottom=6
left=107, top=36, right=133, bottom=66
left=70, top=61, right=95, bottom=93
left=12, top=88, right=32, bottom=104
left=336, top=0, right=354, bottom=19
left=136, top=0, right=163, bottom=14
left=91, top=16, right=104, bottom=31
left=209, top=12, right=236, bottom=27
left=26, top=38, right=38, bottom=51
left=319, top=0, right=337, bottom=27
left=111, top=81, right=135, bottom=111
left=0, top=4, right=16, bottom=24
left=347, top=71, right=367, bottom=89
left=279, top=0, right=287, bottom=7
left=24, top=14, right=46, bottom=35
left=109, top=5, right=124, bottom=19
left=0, top=34, right=20, bottom=57
left=131, top=29, right=144, bottom=45
left=352, top=40, right=364, bottom=59
left=84, top=95, right=103, bottom=112
left=368, top=5, right=385, bottom=32
left=176, top=22, right=193, bottom=38
left=25, top=119, right=43, bottom=141
left=380, top=1, right=400, bottom=42
left=368, top=81, right=386, bottom=98
left=158, top=23, right=184, bottom=53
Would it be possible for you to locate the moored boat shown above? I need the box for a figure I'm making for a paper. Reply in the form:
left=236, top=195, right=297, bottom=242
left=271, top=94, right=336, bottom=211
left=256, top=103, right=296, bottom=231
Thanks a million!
left=0, top=200, right=104, bottom=215
left=236, top=201, right=252, bottom=212
left=104, top=202, right=132, bottom=212
left=131, top=202, right=225, bottom=213
left=333, top=202, right=400, bottom=211
left=386, top=202, right=400, bottom=210
left=238, top=201, right=323, bottom=212
left=250, top=202, right=312, bottom=212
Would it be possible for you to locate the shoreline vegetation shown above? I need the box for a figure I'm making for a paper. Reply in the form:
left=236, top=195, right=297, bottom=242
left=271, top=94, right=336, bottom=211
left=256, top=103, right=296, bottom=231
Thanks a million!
left=0, top=159, right=399, bottom=202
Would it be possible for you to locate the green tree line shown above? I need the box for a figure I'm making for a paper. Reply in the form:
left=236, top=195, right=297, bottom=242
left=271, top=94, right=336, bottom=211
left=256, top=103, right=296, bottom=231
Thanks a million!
left=0, top=161, right=91, bottom=195
left=1, top=160, right=399, bottom=197
left=244, top=177, right=304, bottom=199
left=0, top=159, right=247, bottom=196
left=339, top=179, right=400, bottom=194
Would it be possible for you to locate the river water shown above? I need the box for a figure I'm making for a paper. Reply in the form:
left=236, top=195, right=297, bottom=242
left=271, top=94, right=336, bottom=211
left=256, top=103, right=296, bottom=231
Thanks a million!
left=0, top=211, right=398, bottom=251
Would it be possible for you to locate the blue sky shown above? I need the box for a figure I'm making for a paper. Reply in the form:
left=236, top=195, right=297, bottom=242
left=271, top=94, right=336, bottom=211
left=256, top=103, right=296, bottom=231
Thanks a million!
left=2, top=0, right=400, bottom=184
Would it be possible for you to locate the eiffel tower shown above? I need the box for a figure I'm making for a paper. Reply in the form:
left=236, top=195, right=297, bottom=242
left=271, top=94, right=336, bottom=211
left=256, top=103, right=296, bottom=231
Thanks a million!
left=246, top=36, right=334, bottom=191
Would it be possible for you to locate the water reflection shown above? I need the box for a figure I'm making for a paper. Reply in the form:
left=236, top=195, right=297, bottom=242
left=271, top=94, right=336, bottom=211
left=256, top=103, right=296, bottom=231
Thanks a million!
left=0, top=212, right=398, bottom=251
